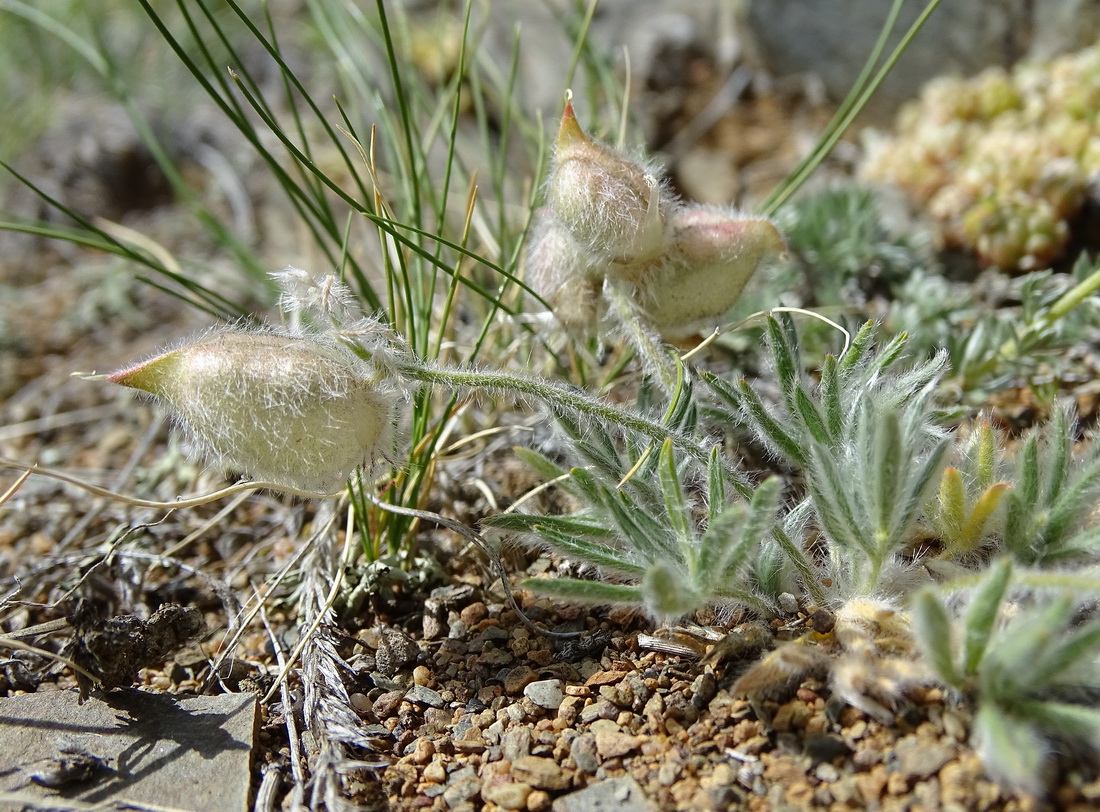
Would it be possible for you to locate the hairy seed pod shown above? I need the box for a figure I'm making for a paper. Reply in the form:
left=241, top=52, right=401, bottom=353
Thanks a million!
left=546, top=98, right=671, bottom=266
left=110, top=328, right=398, bottom=493
left=639, top=206, right=786, bottom=337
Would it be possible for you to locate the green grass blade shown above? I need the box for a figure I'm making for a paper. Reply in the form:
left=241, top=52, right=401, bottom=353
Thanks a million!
left=520, top=577, right=642, bottom=606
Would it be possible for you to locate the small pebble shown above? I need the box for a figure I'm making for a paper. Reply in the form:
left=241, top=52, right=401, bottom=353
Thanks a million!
left=504, top=665, right=538, bottom=695
left=372, top=689, right=405, bottom=719
left=657, top=760, right=679, bottom=786
left=349, top=692, right=372, bottom=714
left=523, top=679, right=564, bottom=711
left=510, top=756, right=569, bottom=790
left=376, top=629, right=419, bottom=677
left=814, top=762, right=840, bottom=782
left=526, top=789, right=551, bottom=812
left=502, top=727, right=533, bottom=762
left=579, top=700, right=617, bottom=724
left=483, top=781, right=532, bottom=810
left=406, top=684, right=445, bottom=709
left=777, top=592, right=800, bottom=614
left=460, top=602, right=489, bottom=626
left=942, top=709, right=967, bottom=742
left=594, top=729, right=642, bottom=759
left=424, top=759, right=447, bottom=783
left=413, top=665, right=431, bottom=686
left=570, top=734, right=599, bottom=774
left=894, top=734, right=955, bottom=780
left=411, top=738, right=435, bottom=765
left=690, top=672, right=717, bottom=709
left=442, top=772, right=482, bottom=807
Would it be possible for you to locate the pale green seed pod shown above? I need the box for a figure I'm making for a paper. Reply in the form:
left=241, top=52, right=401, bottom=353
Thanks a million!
left=109, top=328, right=398, bottom=494
left=638, top=206, right=787, bottom=337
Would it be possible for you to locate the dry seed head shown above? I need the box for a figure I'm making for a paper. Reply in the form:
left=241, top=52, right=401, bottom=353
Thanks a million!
left=109, top=328, right=399, bottom=494
left=274, top=265, right=359, bottom=330
left=638, top=206, right=787, bottom=337
left=546, top=96, right=669, bottom=264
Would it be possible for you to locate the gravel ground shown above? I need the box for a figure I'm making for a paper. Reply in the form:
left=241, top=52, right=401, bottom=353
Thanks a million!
left=2, top=30, right=1099, bottom=812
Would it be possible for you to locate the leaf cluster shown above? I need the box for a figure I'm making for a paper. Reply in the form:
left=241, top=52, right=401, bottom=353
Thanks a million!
left=705, top=316, right=950, bottom=597
left=484, top=404, right=781, bottom=621
left=891, top=254, right=1100, bottom=398
left=915, top=561, right=1100, bottom=794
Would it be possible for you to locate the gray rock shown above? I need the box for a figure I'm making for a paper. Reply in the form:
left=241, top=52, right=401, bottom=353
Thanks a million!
left=523, top=678, right=565, bottom=710
left=0, top=690, right=257, bottom=811
left=743, top=0, right=1100, bottom=118
left=375, top=628, right=419, bottom=677
left=443, top=767, right=482, bottom=808
left=483, top=780, right=533, bottom=810
left=690, top=671, right=717, bottom=710
left=502, top=727, right=533, bottom=762
left=406, top=684, right=445, bottom=708
left=570, top=734, right=599, bottom=774
left=1030, top=0, right=1100, bottom=59
left=424, top=586, right=478, bottom=641
left=453, top=714, right=476, bottom=740
left=777, top=592, right=800, bottom=615
left=580, top=699, right=619, bottom=724
left=510, top=755, right=569, bottom=791
left=745, top=0, right=1025, bottom=118
left=894, top=734, right=956, bottom=781
left=551, top=775, right=658, bottom=812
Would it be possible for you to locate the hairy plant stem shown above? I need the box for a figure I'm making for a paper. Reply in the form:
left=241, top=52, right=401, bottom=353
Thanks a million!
left=773, top=526, right=826, bottom=605
left=604, top=281, right=679, bottom=394
left=395, top=358, right=752, bottom=496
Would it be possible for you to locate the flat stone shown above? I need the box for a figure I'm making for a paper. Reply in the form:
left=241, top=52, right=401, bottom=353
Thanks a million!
left=569, top=734, right=599, bottom=774
left=510, top=756, right=569, bottom=791
left=894, top=735, right=956, bottom=781
left=523, top=679, right=564, bottom=710
left=481, top=647, right=514, bottom=667
left=551, top=775, right=658, bottom=812
left=502, top=727, right=532, bottom=762
left=406, top=684, right=445, bottom=708
left=470, top=626, right=509, bottom=652
left=579, top=700, right=618, bottom=724
left=594, top=729, right=643, bottom=759
left=584, top=670, right=630, bottom=687
left=442, top=770, right=482, bottom=808
left=375, top=628, right=419, bottom=676
left=0, top=689, right=257, bottom=811
left=372, top=688, right=406, bottom=719
left=503, top=665, right=538, bottom=695
left=482, top=781, right=533, bottom=810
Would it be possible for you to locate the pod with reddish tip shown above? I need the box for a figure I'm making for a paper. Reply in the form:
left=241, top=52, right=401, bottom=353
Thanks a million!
left=546, top=98, right=671, bottom=266
left=638, top=206, right=787, bottom=337
left=110, top=328, right=398, bottom=493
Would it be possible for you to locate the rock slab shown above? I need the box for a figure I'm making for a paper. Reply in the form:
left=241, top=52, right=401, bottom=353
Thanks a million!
left=0, top=689, right=257, bottom=811
left=551, top=775, right=658, bottom=812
